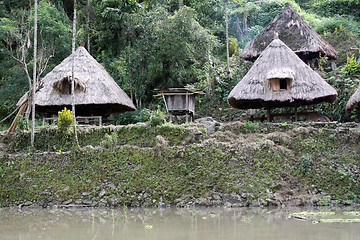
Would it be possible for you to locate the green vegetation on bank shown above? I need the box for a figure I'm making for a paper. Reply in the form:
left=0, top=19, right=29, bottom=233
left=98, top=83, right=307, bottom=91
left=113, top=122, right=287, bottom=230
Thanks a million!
left=5, top=123, right=191, bottom=152
left=0, top=122, right=359, bottom=208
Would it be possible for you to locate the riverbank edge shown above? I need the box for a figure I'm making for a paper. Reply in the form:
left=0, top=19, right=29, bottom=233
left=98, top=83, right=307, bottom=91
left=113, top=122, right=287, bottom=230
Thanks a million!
left=1, top=121, right=360, bottom=209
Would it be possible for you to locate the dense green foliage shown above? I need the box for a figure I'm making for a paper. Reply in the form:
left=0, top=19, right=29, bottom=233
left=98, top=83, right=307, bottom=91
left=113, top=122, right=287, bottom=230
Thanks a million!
left=0, top=0, right=360, bottom=125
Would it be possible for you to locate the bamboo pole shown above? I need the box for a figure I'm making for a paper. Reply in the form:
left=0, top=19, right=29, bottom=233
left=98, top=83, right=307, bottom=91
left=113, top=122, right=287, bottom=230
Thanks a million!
left=72, top=0, right=80, bottom=148
left=31, top=0, right=38, bottom=150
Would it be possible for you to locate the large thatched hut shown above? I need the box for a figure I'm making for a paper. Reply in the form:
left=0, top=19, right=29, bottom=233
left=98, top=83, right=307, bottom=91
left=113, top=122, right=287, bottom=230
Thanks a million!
left=239, top=3, right=338, bottom=63
left=346, top=85, right=360, bottom=111
left=21, top=44, right=135, bottom=116
left=228, top=37, right=337, bottom=120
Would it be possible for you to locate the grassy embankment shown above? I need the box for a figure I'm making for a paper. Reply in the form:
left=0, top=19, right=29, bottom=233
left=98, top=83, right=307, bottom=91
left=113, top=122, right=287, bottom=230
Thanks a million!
left=0, top=122, right=359, bottom=208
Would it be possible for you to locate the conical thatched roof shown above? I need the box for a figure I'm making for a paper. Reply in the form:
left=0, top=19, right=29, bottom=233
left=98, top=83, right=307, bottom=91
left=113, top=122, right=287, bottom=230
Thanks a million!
left=228, top=38, right=338, bottom=109
left=346, top=85, right=360, bottom=111
left=239, top=3, right=338, bottom=62
left=28, top=45, right=136, bottom=116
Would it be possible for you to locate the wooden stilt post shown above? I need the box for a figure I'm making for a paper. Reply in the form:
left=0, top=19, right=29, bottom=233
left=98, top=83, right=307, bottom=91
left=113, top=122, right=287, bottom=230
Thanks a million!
left=295, top=106, right=298, bottom=122
left=185, top=92, right=189, bottom=123
left=267, top=107, right=271, bottom=122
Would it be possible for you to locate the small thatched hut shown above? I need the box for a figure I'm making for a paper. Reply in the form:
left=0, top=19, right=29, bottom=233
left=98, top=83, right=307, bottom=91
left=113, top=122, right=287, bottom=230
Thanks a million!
left=239, top=3, right=338, bottom=62
left=346, top=85, right=360, bottom=111
left=228, top=37, right=337, bottom=120
left=20, top=44, right=135, bottom=116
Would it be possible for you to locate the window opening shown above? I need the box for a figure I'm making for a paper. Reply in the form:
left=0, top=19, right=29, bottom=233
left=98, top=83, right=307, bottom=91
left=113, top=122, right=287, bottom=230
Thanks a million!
left=269, top=78, right=290, bottom=91
left=279, top=79, right=287, bottom=90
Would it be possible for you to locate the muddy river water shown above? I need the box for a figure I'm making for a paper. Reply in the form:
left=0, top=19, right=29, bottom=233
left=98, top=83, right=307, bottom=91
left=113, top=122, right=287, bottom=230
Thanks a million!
left=0, top=206, right=359, bottom=240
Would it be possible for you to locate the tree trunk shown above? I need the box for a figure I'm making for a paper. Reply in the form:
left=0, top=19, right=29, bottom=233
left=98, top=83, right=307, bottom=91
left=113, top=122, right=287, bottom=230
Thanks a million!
left=236, top=16, right=243, bottom=38
left=179, top=0, right=183, bottom=9
left=87, top=0, right=90, bottom=53
left=243, top=10, right=247, bottom=33
left=72, top=0, right=79, bottom=147
left=31, top=0, right=38, bottom=150
left=225, top=0, right=230, bottom=72
left=128, top=42, right=134, bottom=101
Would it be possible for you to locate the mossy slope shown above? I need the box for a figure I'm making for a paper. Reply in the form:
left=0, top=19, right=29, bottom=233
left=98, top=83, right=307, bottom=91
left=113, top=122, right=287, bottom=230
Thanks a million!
left=0, top=122, right=359, bottom=208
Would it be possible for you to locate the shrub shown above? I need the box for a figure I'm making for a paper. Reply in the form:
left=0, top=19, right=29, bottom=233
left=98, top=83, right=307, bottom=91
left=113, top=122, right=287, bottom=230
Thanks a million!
left=149, top=109, right=165, bottom=127
left=57, top=107, right=73, bottom=133
left=229, top=38, right=237, bottom=57
left=15, top=115, right=27, bottom=132
left=297, top=154, right=313, bottom=175
left=116, top=108, right=151, bottom=125
left=342, top=54, right=360, bottom=75
left=316, top=70, right=360, bottom=122
left=101, top=132, right=118, bottom=151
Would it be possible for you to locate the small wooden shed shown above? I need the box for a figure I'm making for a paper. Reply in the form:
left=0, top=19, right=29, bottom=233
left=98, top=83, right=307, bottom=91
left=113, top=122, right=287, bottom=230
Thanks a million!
left=154, top=88, right=203, bottom=123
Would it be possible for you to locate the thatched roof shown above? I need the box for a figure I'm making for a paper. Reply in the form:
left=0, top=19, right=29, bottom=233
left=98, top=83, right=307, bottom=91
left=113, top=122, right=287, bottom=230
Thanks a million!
left=239, top=3, right=338, bottom=62
left=22, top=46, right=136, bottom=116
left=346, top=85, right=360, bottom=111
left=228, top=38, right=338, bottom=109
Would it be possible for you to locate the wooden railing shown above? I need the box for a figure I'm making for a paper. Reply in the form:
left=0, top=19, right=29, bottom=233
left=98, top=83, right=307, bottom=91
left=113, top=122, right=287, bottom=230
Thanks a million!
left=43, top=116, right=102, bottom=126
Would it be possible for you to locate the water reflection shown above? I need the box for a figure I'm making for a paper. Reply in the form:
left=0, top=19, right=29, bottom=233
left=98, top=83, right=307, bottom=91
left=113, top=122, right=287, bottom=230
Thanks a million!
left=0, top=206, right=359, bottom=240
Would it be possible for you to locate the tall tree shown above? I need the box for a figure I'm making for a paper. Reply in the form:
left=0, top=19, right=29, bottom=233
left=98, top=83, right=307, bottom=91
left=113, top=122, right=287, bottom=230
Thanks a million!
left=86, top=0, right=91, bottom=53
left=0, top=3, right=57, bottom=130
left=225, top=0, right=230, bottom=72
left=31, top=0, right=37, bottom=150
left=71, top=0, right=79, bottom=146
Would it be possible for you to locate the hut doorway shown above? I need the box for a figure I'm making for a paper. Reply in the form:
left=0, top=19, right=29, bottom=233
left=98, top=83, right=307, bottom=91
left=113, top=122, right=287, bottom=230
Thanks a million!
left=53, top=76, right=86, bottom=95
left=61, top=81, right=71, bottom=94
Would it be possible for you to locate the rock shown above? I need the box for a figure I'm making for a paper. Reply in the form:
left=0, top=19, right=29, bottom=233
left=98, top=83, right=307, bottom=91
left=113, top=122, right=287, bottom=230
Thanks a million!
left=109, top=197, right=118, bottom=206
left=23, top=201, right=33, bottom=206
left=98, top=199, right=107, bottom=207
left=155, top=135, right=168, bottom=156
left=82, top=199, right=93, bottom=206
left=212, top=193, right=222, bottom=200
left=62, top=199, right=73, bottom=205
left=266, top=188, right=273, bottom=198
left=99, top=189, right=106, bottom=198
left=249, top=201, right=261, bottom=207
left=224, top=202, right=232, bottom=208
left=194, top=117, right=221, bottom=134
left=223, top=192, right=242, bottom=204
